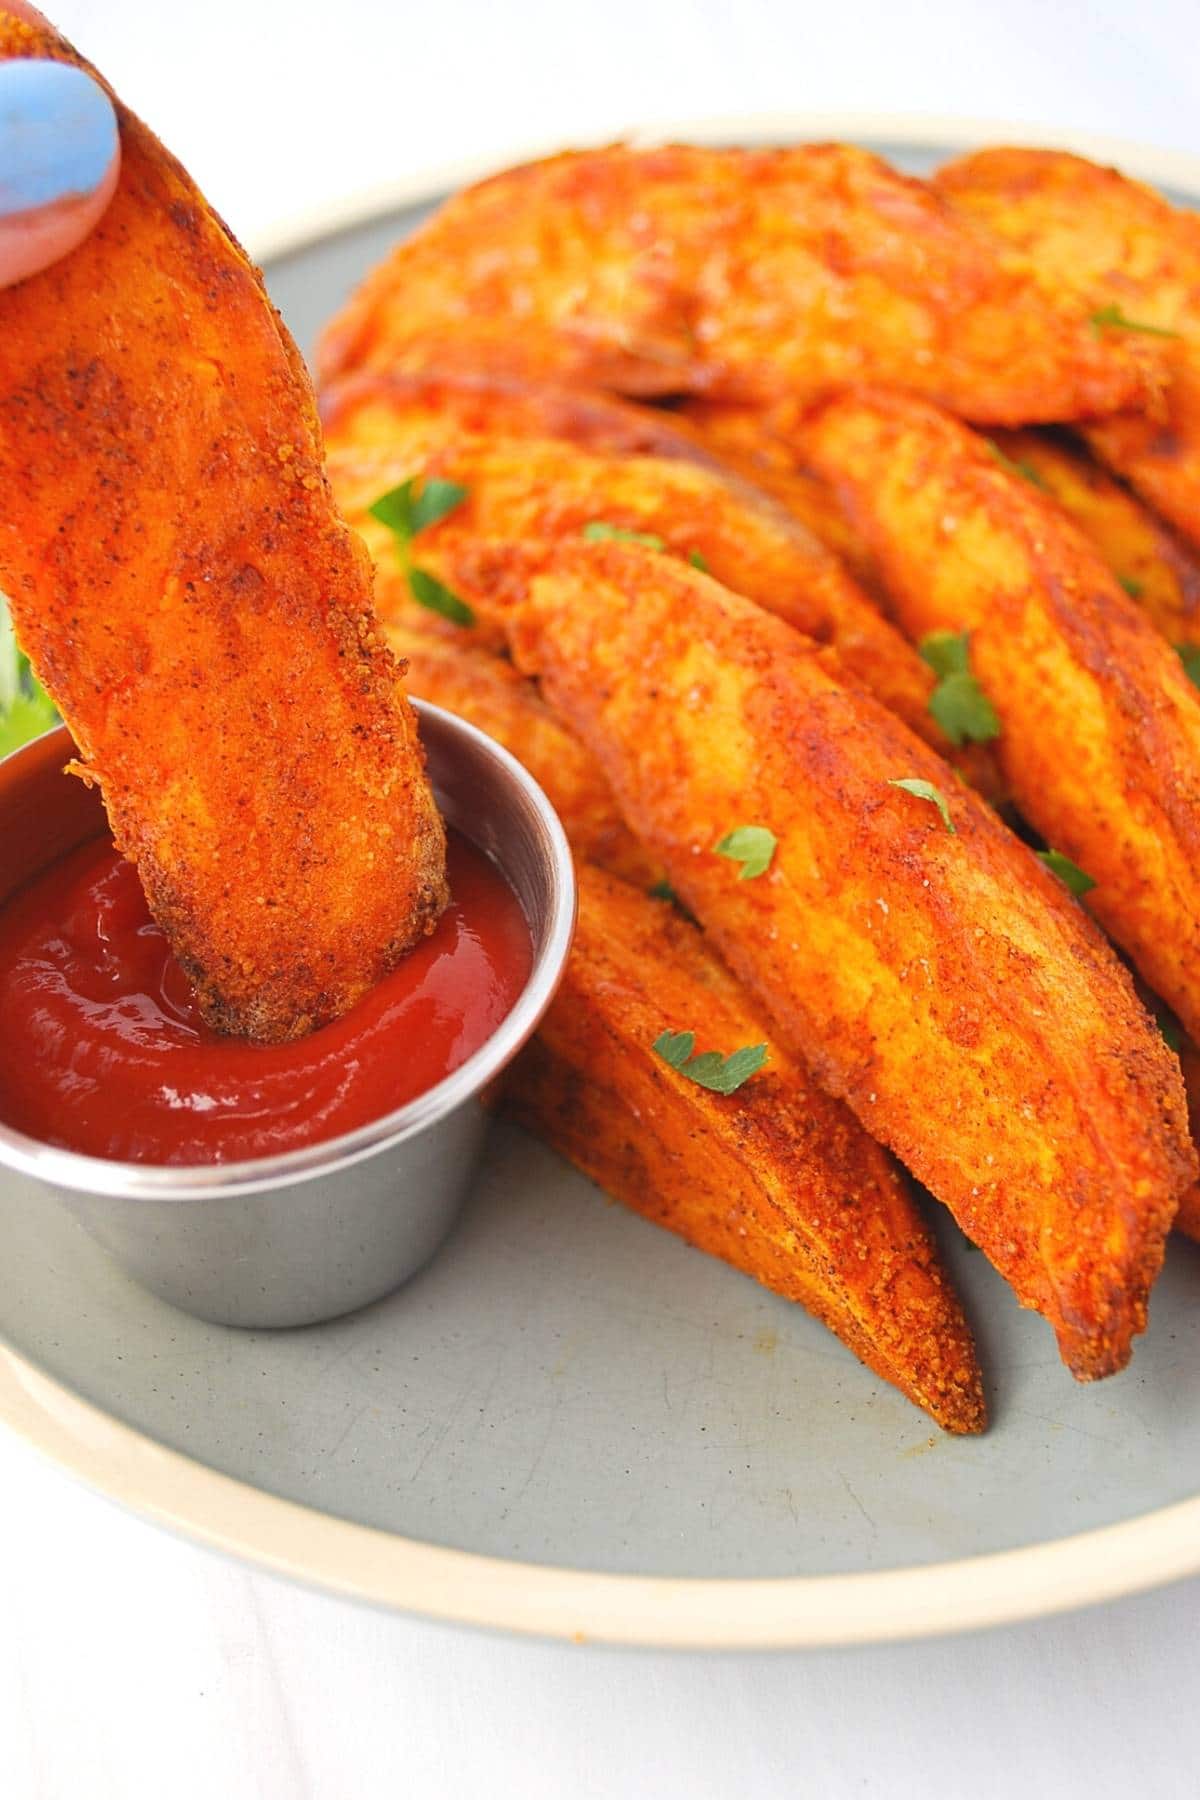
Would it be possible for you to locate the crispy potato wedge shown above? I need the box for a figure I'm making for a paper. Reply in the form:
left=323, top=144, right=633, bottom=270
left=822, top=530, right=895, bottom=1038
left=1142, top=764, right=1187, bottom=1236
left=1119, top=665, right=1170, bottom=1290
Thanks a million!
left=508, top=865, right=987, bottom=1433
left=935, top=148, right=1200, bottom=547
left=384, top=617, right=654, bottom=885
left=991, top=429, right=1200, bottom=649
left=323, top=404, right=958, bottom=761
left=678, top=397, right=880, bottom=587
left=492, top=536, right=1194, bottom=1378
left=387, top=608, right=982, bottom=1427
left=318, top=144, right=1164, bottom=425
left=0, top=18, right=446, bottom=1041
left=805, top=389, right=1200, bottom=1045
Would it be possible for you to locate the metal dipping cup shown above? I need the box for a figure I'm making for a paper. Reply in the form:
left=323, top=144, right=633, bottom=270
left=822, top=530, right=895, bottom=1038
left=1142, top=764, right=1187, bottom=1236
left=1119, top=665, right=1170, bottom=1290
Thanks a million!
left=0, top=705, right=576, bottom=1328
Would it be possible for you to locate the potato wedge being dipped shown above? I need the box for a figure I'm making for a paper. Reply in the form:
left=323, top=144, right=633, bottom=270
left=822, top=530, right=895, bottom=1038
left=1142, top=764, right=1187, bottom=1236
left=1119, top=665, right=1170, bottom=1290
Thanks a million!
left=0, top=15, right=447, bottom=1041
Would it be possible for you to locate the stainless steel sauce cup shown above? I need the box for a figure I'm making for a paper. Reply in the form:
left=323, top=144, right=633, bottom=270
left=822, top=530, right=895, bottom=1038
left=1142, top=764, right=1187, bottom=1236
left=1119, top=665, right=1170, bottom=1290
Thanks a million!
left=0, top=705, right=576, bottom=1327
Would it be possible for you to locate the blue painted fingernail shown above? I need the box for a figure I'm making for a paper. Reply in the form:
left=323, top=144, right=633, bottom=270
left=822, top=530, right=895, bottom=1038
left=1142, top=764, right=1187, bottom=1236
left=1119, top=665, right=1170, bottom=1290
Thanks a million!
left=0, top=61, right=118, bottom=217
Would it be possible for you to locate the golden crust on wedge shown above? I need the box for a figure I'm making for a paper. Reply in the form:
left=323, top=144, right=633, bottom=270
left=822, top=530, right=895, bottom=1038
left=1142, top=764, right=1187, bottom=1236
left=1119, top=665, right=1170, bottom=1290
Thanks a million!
left=318, top=143, right=1164, bottom=425
left=384, top=617, right=654, bottom=886
left=935, top=148, right=1200, bottom=547
left=385, top=607, right=982, bottom=1427
left=804, top=388, right=1200, bottom=1046
left=508, top=865, right=987, bottom=1433
left=490, top=536, right=1194, bottom=1379
left=990, top=429, right=1200, bottom=649
left=0, top=18, right=446, bottom=1041
left=322, top=382, right=957, bottom=760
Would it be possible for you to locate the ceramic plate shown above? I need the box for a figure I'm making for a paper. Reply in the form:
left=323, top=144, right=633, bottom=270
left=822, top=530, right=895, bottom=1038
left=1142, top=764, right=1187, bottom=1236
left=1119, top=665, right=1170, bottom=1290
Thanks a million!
left=4, top=117, right=1200, bottom=1649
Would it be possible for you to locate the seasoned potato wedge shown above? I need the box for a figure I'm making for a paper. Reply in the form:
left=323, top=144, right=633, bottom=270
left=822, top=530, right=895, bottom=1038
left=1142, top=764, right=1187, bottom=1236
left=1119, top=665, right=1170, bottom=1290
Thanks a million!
left=490, top=536, right=1195, bottom=1378
left=0, top=17, right=446, bottom=1041
left=508, top=865, right=987, bottom=1433
left=318, top=144, right=1164, bottom=424
left=323, top=421, right=954, bottom=759
left=384, top=618, right=654, bottom=885
left=805, top=389, right=1200, bottom=1045
left=990, top=429, right=1200, bottom=649
left=935, top=148, right=1200, bottom=548
left=387, top=612, right=982, bottom=1427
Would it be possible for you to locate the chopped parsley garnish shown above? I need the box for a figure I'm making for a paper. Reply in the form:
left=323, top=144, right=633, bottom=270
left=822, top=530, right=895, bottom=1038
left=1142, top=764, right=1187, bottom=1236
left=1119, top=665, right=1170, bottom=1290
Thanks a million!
left=582, top=520, right=667, bottom=551
left=1090, top=303, right=1181, bottom=339
left=407, top=568, right=475, bottom=625
left=652, top=1029, right=767, bottom=1095
left=918, top=631, right=1001, bottom=746
left=582, top=521, right=712, bottom=573
left=1118, top=574, right=1145, bottom=599
left=0, top=595, right=58, bottom=757
left=369, top=477, right=475, bottom=625
left=984, top=440, right=1047, bottom=490
left=1175, top=643, right=1200, bottom=690
left=714, top=824, right=777, bottom=880
left=1037, top=849, right=1096, bottom=897
left=887, top=777, right=957, bottom=834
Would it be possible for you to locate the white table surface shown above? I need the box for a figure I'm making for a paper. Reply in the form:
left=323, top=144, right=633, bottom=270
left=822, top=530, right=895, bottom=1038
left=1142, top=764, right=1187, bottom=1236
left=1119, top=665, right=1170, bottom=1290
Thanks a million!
left=4, top=3, right=1200, bottom=1795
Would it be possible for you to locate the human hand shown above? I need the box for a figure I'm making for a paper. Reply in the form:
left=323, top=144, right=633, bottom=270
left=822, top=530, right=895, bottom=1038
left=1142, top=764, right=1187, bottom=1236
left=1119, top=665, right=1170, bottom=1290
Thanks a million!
left=0, top=2, right=119, bottom=286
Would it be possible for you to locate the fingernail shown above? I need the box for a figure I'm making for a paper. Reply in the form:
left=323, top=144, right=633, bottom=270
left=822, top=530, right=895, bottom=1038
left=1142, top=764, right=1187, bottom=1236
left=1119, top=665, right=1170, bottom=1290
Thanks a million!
left=0, top=61, right=118, bottom=218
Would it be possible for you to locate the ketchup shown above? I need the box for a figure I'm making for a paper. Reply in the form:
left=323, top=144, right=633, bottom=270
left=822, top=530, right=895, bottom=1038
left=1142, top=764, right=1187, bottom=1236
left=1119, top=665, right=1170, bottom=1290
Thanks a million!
left=0, top=831, right=532, bottom=1165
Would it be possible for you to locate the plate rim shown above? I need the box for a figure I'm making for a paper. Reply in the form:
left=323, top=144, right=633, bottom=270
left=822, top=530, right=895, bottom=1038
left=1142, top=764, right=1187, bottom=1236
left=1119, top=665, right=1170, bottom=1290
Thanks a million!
left=250, top=109, right=1200, bottom=265
left=5, top=110, right=1200, bottom=1649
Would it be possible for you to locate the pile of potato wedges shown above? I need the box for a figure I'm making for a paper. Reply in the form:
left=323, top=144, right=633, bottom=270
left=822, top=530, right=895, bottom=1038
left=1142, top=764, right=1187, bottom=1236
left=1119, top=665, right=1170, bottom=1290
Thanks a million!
left=317, top=141, right=1200, bottom=1434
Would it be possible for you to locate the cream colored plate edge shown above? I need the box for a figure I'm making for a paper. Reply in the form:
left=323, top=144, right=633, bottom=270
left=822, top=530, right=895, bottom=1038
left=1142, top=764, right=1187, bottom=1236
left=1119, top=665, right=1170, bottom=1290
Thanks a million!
left=6, top=112, right=1200, bottom=1649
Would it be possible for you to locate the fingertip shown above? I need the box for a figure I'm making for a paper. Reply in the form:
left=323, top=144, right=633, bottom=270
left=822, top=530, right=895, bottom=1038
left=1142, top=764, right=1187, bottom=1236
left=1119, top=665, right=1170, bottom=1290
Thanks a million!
left=0, top=53, right=120, bottom=286
left=0, top=58, right=119, bottom=209
left=0, top=135, right=119, bottom=285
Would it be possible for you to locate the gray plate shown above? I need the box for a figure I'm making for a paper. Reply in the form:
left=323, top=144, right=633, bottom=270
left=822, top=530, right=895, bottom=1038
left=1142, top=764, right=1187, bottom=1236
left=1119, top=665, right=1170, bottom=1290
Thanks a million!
left=3, top=123, right=1200, bottom=1647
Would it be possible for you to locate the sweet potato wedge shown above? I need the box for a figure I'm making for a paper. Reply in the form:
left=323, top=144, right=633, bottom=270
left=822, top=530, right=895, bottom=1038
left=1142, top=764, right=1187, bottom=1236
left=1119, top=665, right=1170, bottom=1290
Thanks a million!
left=492, top=536, right=1195, bottom=1378
left=385, top=607, right=983, bottom=1427
left=318, top=143, right=1164, bottom=425
left=990, top=429, right=1200, bottom=649
left=805, top=389, right=1200, bottom=1044
left=935, top=148, right=1200, bottom=548
left=0, top=17, right=446, bottom=1041
left=508, top=864, right=987, bottom=1433
left=384, top=617, right=654, bottom=886
left=323, top=414, right=954, bottom=759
